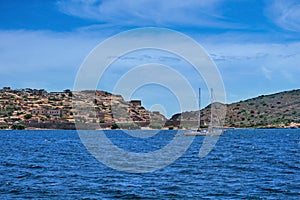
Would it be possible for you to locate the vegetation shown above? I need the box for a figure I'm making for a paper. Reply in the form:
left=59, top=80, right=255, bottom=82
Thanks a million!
left=12, top=123, right=26, bottom=130
left=48, top=97, right=60, bottom=101
left=149, top=122, right=164, bottom=129
left=111, top=123, right=119, bottom=129
left=0, top=124, right=8, bottom=129
left=171, top=89, right=300, bottom=128
left=24, top=114, right=33, bottom=119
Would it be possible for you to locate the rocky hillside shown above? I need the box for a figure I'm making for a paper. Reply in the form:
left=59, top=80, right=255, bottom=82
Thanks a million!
left=1, top=87, right=300, bottom=129
left=170, top=89, right=300, bottom=128
left=72, top=90, right=166, bottom=129
left=0, top=87, right=166, bottom=129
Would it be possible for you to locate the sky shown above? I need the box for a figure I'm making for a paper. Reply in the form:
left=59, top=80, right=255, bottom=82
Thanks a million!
left=1, top=0, right=300, bottom=117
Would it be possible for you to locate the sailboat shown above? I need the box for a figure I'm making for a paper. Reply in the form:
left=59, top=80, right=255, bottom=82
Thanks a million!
left=184, top=88, right=208, bottom=136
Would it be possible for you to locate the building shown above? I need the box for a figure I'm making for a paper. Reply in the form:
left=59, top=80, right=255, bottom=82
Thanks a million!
left=31, top=109, right=62, bottom=116
left=130, top=100, right=141, bottom=107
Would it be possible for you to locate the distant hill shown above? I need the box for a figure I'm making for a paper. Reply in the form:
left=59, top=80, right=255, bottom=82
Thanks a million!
left=0, top=87, right=166, bottom=130
left=170, top=89, right=300, bottom=128
left=1, top=87, right=299, bottom=129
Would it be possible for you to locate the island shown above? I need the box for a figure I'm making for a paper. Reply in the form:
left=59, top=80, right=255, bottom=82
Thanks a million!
left=0, top=87, right=299, bottom=130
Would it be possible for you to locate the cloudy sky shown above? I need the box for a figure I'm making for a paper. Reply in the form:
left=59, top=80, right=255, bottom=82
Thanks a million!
left=1, top=0, right=300, bottom=117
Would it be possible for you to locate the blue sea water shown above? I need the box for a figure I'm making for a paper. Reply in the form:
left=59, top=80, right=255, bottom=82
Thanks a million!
left=0, top=129, right=299, bottom=199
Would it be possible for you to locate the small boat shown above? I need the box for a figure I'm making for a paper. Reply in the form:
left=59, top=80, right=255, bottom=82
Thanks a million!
left=184, top=88, right=220, bottom=136
left=184, top=128, right=208, bottom=136
left=184, top=88, right=206, bottom=136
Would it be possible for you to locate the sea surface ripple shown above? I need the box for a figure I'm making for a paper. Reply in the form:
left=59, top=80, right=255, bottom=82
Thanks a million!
left=0, top=129, right=299, bottom=199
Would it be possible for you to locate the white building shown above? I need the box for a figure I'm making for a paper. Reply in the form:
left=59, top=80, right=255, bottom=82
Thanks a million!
left=31, top=109, right=62, bottom=116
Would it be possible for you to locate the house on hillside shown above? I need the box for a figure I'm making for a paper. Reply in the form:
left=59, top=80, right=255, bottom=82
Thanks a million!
left=130, top=100, right=141, bottom=107
left=31, top=109, right=62, bottom=116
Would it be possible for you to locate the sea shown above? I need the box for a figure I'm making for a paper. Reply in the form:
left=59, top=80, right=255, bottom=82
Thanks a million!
left=0, top=129, right=299, bottom=199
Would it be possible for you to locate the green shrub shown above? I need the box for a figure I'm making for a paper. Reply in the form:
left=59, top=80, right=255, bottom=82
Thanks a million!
left=111, top=123, right=119, bottom=129
left=24, top=114, right=33, bottom=119
left=48, top=97, right=60, bottom=101
left=12, top=123, right=26, bottom=130
left=149, top=122, right=163, bottom=129
left=0, top=124, right=9, bottom=129
left=260, top=101, right=266, bottom=106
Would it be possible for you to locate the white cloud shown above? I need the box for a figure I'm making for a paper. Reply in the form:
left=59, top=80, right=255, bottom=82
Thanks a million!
left=0, top=29, right=102, bottom=90
left=57, top=0, right=240, bottom=28
left=201, top=38, right=300, bottom=102
left=265, top=0, right=300, bottom=32
left=205, top=41, right=300, bottom=74
left=1, top=27, right=300, bottom=103
left=0, top=30, right=99, bottom=72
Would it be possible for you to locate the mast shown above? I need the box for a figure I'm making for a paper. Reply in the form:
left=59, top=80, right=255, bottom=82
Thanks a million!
left=209, top=88, right=214, bottom=131
left=197, top=88, right=201, bottom=130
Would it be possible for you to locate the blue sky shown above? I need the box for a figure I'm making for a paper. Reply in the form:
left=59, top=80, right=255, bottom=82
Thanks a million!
left=1, top=0, right=300, bottom=117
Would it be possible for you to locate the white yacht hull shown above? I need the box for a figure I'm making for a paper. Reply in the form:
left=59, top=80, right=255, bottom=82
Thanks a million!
left=184, top=130, right=208, bottom=136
